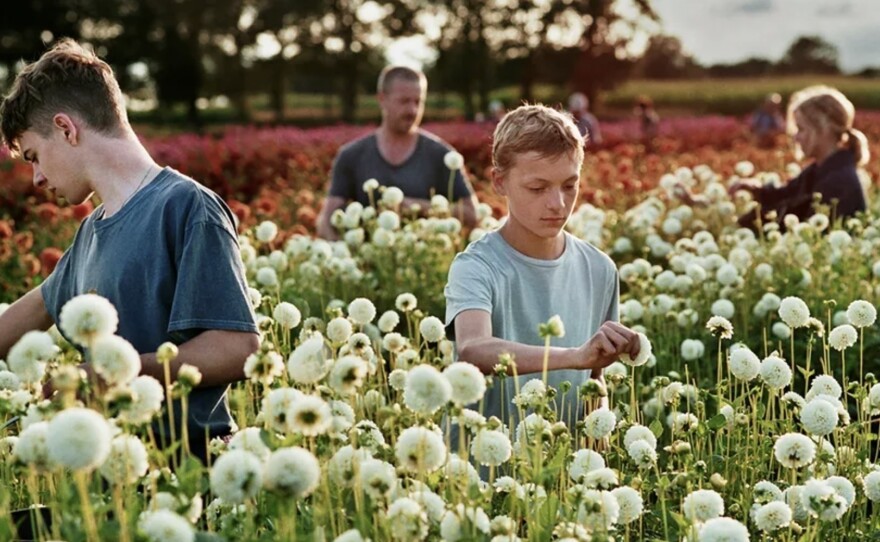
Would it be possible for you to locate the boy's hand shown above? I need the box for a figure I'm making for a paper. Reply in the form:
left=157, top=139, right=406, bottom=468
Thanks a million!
left=727, top=178, right=762, bottom=197
left=576, top=322, right=640, bottom=371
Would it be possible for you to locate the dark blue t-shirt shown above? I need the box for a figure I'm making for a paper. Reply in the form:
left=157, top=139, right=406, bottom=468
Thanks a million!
left=41, top=167, right=257, bottom=449
left=328, top=130, right=473, bottom=206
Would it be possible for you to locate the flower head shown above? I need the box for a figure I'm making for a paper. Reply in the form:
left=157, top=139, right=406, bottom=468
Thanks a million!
left=395, top=426, right=446, bottom=473
left=728, top=344, right=760, bottom=381
left=59, top=293, right=119, bottom=347
left=584, top=407, right=616, bottom=440
left=471, top=429, right=512, bottom=467
left=846, top=300, right=877, bottom=328
left=99, top=435, right=149, bottom=485
left=210, top=450, right=262, bottom=504
left=47, top=408, right=111, bottom=471
left=778, top=296, right=810, bottom=328
left=698, top=517, right=748, bottom=542
left=419, top=316, right=445, bottom=343
left=348, top=298, right=376, bottom=326
left=828, top=324, right=858, bottom=351
left=91, top=335, right=141, bottom=386
left=7, top=331, right=59, bottom=384
left=404, top=364, right=452, bottom=414
left=287, top=394, right=332, bottom=436
left=706, top=315, right=733, bottom=339
left=444, top=151, right=464, bottom=170
left=619, top=332, right=652, bottom=367
left=273, top=302, right=302, bottom=330
left=800, top=397, right=839, bottom=436
left=287, top=334, right=330, bottom=384
left=683, top=489, right=725, bottom=522
left=759, top=354, right=792, bottom=389
left=264, top=447, right=321, bottom=498
left=138, top=509, right=195, bottom=542
left=773, top=432, right=816, bottom=468
left=443, top=362, right=486, bottom=405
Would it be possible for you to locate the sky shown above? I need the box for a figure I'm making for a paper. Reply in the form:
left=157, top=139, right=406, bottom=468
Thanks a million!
left=651, top=0, right=880, bottom=72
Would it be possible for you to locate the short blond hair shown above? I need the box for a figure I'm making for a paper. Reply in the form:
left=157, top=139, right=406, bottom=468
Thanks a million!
left=788, top=85, right=869, bottom=166
left=492, top=104, right=584, bottom=176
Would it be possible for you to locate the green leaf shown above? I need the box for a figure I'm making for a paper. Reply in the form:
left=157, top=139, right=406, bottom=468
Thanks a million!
left=706, top=413, right=728, bottom=430
left=650, top=419, right=664, bottom=439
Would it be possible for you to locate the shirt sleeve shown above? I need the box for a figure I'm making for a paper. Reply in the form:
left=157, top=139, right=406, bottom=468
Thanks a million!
left=444, top=253, right=493, bottom=338
left=168, top=221, right=257, bottom=335
left=39, top=247, right=74, bottom=324
left=604, top=269, right=620, bottom=323
left=327, top=147, right=356, bottom=200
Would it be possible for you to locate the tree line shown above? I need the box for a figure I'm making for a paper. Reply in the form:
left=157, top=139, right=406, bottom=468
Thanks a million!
left=0, top=1, right=857, bottom=126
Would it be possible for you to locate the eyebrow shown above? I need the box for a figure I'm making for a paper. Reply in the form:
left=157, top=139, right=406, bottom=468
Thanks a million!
left=529, top=175, right=579, bottom=184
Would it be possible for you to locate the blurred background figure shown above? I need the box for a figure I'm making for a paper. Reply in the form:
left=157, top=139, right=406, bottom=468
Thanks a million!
left=750, top=92, right=785, bottom=148
left=567, top=92, right=603, bottom=146
left=488, top=99, right=506, bottom=123
left=634, top=95, right=659, bottom=150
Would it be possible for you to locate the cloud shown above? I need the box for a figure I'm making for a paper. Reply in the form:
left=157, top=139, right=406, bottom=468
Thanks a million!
left=725, top=0, right=775, bottom=14
left=816, top=3, right=853, bottom=16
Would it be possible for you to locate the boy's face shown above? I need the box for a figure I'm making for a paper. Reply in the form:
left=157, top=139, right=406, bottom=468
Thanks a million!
left=379, top=79, right=426, bottom=135
left=19, top=125, right=92, bottom=205
left=494, top=150, right=581, bottom=240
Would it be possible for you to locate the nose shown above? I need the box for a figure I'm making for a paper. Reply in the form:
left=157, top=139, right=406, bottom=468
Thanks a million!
left=32, top=165, right=47, bottom=189
left=546, top=187, right=565, bottom=211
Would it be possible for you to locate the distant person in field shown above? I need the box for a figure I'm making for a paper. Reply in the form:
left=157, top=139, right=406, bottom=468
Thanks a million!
left=444, top=104, right=641, bottom=435
left=0, top=39, right=259, bottom=462
left=316, top=66, right=478, bottom=240
left=750, top=93, right=785, bottom=148
left=488, top=99, right=506, bottom=123
left=568, top=92, right=603, bottom=146
left=677, top=85, right=869, bottom=231
left=635, top=96, right=659, bottom=149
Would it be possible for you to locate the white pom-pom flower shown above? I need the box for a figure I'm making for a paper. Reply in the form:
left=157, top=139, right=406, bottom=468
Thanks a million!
left=264, top=447, right=321, bottom=498
left=619, top=332, right=652, bottom=367
left=59, top=293, right=119, bottom=347
left=91, top=335, right=141, bottom=386
left=210, top=450, right=263, bottom=504
left=47, top=408, right=111, bottom=471
left=443, top=362, right=486, bottom=406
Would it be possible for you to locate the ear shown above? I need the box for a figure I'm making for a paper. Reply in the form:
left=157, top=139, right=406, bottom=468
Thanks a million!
left=491, top=167, right=507, bottom=196
left=52, top=113, right=79, bottom=145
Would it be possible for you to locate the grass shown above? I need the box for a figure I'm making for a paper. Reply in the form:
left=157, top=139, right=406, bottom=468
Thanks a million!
left=128, top=75, right=880, bottom=129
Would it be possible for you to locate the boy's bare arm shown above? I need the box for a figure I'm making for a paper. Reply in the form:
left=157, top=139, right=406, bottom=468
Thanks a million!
left=0, top=287, right=55, bottom=359
left=137, top=329, right=260, bottom=387
left=316, top=195, right=347, bottom=240
left=454, top=309, right=640, bottom=376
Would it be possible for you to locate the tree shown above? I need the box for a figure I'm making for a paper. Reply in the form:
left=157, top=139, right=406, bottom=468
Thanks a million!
left=638, top=34, right=701, bottom=79
left=568, top=0, right=658, bottom=107
left=779, top=35, right=840, bottom=74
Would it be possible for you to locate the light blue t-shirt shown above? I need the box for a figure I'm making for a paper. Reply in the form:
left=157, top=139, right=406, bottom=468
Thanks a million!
left=444, top=230, right=619, bottom=428
left=42, top=167, right=257, bottom=458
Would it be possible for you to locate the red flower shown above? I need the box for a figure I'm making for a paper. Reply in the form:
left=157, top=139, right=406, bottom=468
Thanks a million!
left=39, top=247, right=63, bottom=276
left=71, top=201, right=94, bottom=221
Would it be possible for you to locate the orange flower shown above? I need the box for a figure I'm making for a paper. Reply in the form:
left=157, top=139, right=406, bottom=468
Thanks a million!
left=39, top=247, right=63, bottom=276
left=72, top=201, right=94, bottom=221
left=35, top=202, right=60, bottom=222
left=0, top=220, right=12, bottom=239
left=14, top=231, right=33, bottom=252
left=296, top=206, right=317, bottom=229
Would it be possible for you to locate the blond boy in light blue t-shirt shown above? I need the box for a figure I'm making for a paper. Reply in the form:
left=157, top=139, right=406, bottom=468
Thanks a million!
left=445, top=104, right=641, bottom=431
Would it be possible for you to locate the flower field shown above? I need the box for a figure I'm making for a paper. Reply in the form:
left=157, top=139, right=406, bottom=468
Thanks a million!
left=1, top=115, right=880, bottom=541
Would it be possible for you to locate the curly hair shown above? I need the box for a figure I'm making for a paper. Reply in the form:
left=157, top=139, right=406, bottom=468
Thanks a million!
left=0, top=38, right=127, bottom=154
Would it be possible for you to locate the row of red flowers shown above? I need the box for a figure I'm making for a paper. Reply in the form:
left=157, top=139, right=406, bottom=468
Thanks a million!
left=2, top=113, right=879, bottom=299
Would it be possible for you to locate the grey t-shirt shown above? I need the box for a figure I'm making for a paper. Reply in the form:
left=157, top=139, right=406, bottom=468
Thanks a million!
left=328, top=130, right=473, bottom=206
left=42, top=167, right=257, bottom=453
left=445, top=230, right=619, bottom=429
